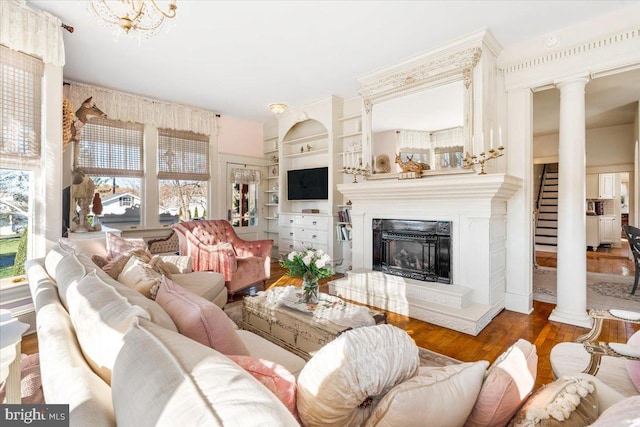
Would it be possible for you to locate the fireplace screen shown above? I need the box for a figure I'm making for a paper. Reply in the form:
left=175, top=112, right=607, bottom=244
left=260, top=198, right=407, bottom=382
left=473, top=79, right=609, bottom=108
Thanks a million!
left=373, top=219, right=451, bottom=284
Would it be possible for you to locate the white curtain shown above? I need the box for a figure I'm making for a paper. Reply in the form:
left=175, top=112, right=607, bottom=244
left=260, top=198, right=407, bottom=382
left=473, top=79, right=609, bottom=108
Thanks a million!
left=69, top=82, right=218, bottom=135
left=230, top=168, right=261, bottom=185
left=431, top=127, right=464, bottom=148
left=397, top=130, right=430, bottom=150
left=0, top=0, right=65, bottom=66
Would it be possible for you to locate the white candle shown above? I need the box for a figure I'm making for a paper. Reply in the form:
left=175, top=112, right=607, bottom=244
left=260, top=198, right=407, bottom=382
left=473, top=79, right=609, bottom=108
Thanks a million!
left=498, top=126, right=503, bottom=147
left=490, top=128, right=494, bottom=150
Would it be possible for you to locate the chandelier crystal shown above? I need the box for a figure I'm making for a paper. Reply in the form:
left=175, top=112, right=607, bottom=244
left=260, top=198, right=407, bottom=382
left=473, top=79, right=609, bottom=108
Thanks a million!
left=269, top=103, right=287, bottom=114
left=89, top=0, right=177, bottom=39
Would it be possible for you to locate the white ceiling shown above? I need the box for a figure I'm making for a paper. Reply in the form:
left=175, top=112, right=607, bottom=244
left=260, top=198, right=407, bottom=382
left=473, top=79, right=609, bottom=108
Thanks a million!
left=28, top=0, right=640, bottom=123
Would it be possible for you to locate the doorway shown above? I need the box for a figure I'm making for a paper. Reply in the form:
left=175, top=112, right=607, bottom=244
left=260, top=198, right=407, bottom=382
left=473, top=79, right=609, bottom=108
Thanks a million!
left=226, top=162, right=261, bottom=240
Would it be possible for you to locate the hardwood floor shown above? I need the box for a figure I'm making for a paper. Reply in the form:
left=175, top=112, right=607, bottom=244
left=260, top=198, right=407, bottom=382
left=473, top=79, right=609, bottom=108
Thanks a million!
left=22, top=255, right=638, bottom=392
left=536, top=240, right=635, bottom=276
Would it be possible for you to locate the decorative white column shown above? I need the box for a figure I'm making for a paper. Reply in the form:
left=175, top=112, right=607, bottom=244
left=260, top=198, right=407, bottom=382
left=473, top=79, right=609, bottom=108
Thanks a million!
left=549, top=77, right=592, bottom=328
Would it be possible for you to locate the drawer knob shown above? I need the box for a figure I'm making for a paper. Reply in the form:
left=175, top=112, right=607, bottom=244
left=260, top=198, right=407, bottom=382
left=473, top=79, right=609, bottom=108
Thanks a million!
left=289, top=232, right=293, bottom=236
left=312, top=234, right=317, bottom=239
left=312, top=221, right=317, bottom=225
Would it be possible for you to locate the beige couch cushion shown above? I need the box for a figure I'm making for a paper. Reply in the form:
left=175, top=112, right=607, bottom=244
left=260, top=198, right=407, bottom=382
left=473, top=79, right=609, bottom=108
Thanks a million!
left=365, top=362, right=489, bottom=427
left=66, top=270, right=176, bottom=384
left=111, top=317, right=300, bottom=427
left=26, top=259, right=115, bottom=427
left=235, top=330, right=307, bottom=378
left=44, top=242, right=72, bottom=282
left=296, top=324, right=419, bottom=427
left=170, top=271, right=225, bottom=302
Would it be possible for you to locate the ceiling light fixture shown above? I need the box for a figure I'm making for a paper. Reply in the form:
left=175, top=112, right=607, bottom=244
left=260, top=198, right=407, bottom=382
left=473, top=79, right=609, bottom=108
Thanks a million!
left=89, top=0, right=177, bottom=39
left=269, top=103, right=287, bottom=114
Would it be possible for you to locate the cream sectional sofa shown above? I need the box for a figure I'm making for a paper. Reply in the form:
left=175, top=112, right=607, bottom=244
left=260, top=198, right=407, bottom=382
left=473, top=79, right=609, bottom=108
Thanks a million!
left=26, top=238, right=306, bottom=426
left=25, top=237, right=639, bottom=426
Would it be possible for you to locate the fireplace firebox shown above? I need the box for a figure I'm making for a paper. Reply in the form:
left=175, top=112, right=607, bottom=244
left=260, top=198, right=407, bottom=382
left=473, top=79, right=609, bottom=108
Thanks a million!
left=372, top=219, right=451, bottom=284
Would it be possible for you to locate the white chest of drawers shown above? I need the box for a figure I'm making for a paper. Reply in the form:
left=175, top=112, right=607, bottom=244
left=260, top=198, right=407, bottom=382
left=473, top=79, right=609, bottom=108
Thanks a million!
left=278, top=213, right=329, bottom=254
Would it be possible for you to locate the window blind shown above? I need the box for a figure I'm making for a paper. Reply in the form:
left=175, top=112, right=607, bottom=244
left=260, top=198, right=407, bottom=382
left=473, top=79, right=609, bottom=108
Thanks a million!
left=0, top=44, right=43, bottom=166
left=157, top=128, right=210, bottom=181
left=76, top=117, right=144, bottom=177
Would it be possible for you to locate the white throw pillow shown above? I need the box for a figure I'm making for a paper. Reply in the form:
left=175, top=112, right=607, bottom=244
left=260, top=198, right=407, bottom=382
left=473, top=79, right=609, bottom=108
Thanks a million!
left=112, top=317, right=300, bottom=427
left=118, top=255, right=162, bottom=299
left=296, top=324, right=419, bottom=427
left=365, top=362, right=489, bottom=427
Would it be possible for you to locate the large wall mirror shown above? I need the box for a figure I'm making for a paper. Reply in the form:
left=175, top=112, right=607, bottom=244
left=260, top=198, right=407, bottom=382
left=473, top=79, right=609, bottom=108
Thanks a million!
left=358, top=45, right=480, bottom=177
left=371, top=80, right=466, bottom=174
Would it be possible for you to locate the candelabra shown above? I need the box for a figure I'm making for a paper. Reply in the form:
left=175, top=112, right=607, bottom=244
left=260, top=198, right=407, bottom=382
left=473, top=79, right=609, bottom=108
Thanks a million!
left=463, top=146, right=505, bottom=175
left=342, top=158, right=371, bottom=183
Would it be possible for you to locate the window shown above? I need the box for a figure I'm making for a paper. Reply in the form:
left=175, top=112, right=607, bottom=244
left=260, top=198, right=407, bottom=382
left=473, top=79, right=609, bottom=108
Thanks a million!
left=0, top=45, right=43, bottom=281
left=157, top=129, right=209, bottom=223
left=77, top=117, right=144, bottom=228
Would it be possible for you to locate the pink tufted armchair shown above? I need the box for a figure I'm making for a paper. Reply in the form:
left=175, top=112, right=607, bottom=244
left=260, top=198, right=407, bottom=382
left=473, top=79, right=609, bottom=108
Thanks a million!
left=172, top=220, right=273, bottom=295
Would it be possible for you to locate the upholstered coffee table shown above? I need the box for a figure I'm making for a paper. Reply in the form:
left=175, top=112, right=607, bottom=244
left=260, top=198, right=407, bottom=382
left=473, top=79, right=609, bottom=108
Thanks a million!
left=241, top=287, right=386, bottom=360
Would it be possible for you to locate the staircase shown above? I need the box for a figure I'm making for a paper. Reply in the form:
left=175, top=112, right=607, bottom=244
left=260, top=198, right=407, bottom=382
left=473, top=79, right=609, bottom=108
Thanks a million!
left=535, top=164, right=558, bottom=251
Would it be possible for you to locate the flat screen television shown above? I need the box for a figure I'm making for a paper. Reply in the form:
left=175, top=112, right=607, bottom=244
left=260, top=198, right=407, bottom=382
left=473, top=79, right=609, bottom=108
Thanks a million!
left=287, top=167, right=329, bottom=200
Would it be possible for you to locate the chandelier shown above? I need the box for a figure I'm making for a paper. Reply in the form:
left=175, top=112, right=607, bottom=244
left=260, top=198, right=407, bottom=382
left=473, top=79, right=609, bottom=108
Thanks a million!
left=89, top=0, right=177, bottom=39
left=269, top=103, right=287, bottom=114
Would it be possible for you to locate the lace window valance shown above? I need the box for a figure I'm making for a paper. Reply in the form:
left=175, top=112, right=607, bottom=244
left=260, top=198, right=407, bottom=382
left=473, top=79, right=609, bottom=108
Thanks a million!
left=68, top=82, right=218, bottom=136
left=230, top=168, right=261, bottom=185
left=0, top=0, right=65, bottom=66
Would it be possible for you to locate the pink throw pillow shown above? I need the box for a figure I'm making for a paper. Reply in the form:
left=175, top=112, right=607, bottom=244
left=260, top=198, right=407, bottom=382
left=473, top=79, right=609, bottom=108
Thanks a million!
left=626, top=330, right=640, bottom=392
left=155, top=276, right=249, bottom=356
left=106, top=232, right=149, bottom=260
left=464, top=339, right=538, bottom=427
left=228, top=355, right=298, bottom=419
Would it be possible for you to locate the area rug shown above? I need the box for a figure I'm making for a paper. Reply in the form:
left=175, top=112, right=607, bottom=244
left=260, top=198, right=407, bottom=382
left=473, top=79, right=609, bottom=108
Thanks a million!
left=533, top=266, right=639, bottom=311
left=224, top=300, right=459, bottom=368
left=0, top=353, right=44, bottom=404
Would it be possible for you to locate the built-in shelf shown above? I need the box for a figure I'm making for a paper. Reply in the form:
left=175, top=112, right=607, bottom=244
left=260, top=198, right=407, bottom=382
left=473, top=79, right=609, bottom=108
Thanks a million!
left=338, top=131, right=362, bottom=139
left=265, top=176, right=278, bottom=180
left=265, top=189, right=278, bottom=193
left=267, top=162, right=279, bottom=167
left=337, top=150, right=363, bottom=155
left=282, top=148, right=329, bottom=159
left=282, top=132, right=328, bottom=145
left=338, top=114, right=360, bottom=122
left=264, top=136, right=278, bottom=141
left=265, top=217, right=279, bottom=221
left=264, top=149, right=278, bottom=155
left=264, top=203, right=278, bottom=207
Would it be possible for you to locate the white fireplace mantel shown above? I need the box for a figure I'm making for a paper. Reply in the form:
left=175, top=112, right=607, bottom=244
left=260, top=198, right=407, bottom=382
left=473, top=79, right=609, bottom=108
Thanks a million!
left=332, top=172, right=522, bottom=335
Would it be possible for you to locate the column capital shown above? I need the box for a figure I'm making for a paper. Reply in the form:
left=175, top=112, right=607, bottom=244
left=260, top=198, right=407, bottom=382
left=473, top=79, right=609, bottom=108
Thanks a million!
left=554, top=75, right=590, bottom=90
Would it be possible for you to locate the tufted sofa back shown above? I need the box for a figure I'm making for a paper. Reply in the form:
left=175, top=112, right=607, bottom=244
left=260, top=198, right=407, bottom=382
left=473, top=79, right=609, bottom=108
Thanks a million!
left=176, top=220, right=237, bottom=245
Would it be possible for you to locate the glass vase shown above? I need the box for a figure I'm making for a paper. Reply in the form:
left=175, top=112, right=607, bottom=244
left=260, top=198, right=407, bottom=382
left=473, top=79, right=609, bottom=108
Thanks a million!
left=302, top=277, right=319, bottom=304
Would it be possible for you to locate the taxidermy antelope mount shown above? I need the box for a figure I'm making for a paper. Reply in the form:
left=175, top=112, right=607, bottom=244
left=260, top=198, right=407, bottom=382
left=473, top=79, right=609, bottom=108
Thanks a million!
left=67, top=97, right=106, bottom=232
left=395, top=153, right=428, bottom=174
left=69, top=97, right=106, bottom=184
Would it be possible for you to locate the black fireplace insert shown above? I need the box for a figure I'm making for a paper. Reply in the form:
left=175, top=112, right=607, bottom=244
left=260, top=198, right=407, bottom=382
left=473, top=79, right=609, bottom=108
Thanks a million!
left=372, top=219, right=451, bottom=284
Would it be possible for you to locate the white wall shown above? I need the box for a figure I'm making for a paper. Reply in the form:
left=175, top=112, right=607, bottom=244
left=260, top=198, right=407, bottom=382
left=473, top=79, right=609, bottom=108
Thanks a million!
left=533, top=124, right=634, bottom=167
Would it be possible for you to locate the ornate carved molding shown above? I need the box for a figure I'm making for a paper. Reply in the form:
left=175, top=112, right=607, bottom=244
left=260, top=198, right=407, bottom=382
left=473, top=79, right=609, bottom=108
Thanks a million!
left=501, top=28, right=640, bottom=77
left=358, top=47, right=482, bottom=104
